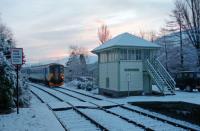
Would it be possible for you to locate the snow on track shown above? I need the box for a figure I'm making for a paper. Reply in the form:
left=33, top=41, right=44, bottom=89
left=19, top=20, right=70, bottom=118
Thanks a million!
left=107, top=106, right=186, bottom=131
left=30, top=83, right=199, bottom=130
left=30, top=85, right=59, bottom=103
left=55, top=109, right=101, bottom=131
left=55, top=88, right=118, bottom=107
left=30, top=83, right=117, bottom=107
left=125, top=104, right=200, bottom=131
left=79, top=108, right=143, bottom=131
left=31, top=84, right=97, bottom=108
left=0, top=95, right=65, bottom=131
left=31, top=84, right=79, bottom=102
left=48, top=102, right=71, bottom=110
left=63, top=85, right=102, bottom=98
left=56, top=88, right=97, bottom=102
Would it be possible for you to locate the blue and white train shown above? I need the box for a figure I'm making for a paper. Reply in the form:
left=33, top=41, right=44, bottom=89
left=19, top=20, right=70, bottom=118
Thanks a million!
left=21, top=63, right=64, bottom=86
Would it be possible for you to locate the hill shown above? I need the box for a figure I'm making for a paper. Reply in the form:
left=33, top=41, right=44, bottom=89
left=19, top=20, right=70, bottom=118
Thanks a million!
left=155, top=31, right=198, bottom=74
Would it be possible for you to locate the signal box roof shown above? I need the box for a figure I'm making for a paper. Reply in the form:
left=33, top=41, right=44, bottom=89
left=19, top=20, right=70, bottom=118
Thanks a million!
left=92, top=32, right=160, bottom=53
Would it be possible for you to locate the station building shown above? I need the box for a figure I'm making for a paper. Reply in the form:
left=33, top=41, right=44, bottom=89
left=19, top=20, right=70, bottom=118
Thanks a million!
left=92, top=32, right=175, bottom=97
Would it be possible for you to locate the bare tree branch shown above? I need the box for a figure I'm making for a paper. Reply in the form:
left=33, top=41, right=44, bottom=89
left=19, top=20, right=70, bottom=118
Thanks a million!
left=175, top=0, right=200, bottom=65
left=97, top=24, right=111, bottom=44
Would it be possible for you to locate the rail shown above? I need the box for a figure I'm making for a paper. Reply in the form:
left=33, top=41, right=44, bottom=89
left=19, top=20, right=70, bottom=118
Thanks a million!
left=30, top=83, right=199, bottom=131
left=60, top=85, right=198, bottom=131
left=146, top=59, right=164, bottom=93
left=155, top=59, right=176, bottom=90
left=30, top=84, right=109, bottom=131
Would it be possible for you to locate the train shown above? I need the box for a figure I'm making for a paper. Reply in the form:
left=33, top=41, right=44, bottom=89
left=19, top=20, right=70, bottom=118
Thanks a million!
left=21, top=63, right=64, bottom=87
left=175, top=71, right=200, bottom=92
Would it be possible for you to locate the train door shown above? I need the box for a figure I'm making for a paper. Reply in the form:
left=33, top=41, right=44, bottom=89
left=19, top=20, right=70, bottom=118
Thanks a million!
left=44, top=68, right=48, bottom=81
left=125, top=70, right=141, bottom=89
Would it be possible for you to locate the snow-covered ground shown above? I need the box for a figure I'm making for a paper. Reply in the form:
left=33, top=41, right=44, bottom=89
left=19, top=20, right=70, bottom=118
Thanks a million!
left=61, top=83, right=200, bottom=130
left=107, top=106, right=185, bottom=131
left=80, top=108, right=143, bottom=131
left=106, top=90, right=200, bottom=105
left=0, top=94, right=65, bottom=131
left=1, top=83, right=200, bottom=131
left=63, top=83, right=200, bottom=105
left=55, top=109, right=100, bottom=131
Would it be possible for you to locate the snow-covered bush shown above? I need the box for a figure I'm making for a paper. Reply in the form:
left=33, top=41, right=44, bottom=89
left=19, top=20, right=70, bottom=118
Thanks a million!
left=0, top=55, right=15, bottom=110
left=66, top=77, right=96, bottom=91
left=18, top=77, right=31, bottom=107
left=0, top=20, right=31, bottom=112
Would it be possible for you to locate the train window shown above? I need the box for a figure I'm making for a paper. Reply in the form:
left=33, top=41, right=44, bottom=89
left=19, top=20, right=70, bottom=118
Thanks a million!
left=189, top=73, right=193, bottom=78
left=50, top=66, right=54, bottom=73
left=197, top=73, right=200, bottom=78
left=184, top=73, right=188, bottom=77
left=55, top=68, right=59, bottom=73
left=60, top=66, right=64, bottom=72
left=177, top=74, right=181, bottom=78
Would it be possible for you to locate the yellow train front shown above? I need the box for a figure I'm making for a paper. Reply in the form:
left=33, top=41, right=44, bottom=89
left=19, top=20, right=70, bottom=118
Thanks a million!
left=29, top=63, right=64, bottom=87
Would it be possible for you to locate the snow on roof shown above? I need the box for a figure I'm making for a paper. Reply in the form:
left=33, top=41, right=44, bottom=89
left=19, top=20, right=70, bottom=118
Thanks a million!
left=92, top=32, right=160, bottom=53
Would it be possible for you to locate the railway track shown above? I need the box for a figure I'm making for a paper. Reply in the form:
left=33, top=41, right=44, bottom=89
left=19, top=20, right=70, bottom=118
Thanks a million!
left=29, top=83, right=199, bottom=131
left=29, top=84, right=146, bottom=130
left=56, top=85, right=200, bottom=131
left=30, top=85, right=108, bottom=131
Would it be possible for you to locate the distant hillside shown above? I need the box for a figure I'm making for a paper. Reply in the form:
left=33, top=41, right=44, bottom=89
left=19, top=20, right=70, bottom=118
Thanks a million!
left=29, top=55, right=98, bottom=67
left=155, top=31, right=198, bottom=74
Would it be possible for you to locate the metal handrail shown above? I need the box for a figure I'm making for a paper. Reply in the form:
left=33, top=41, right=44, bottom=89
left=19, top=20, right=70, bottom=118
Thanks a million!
left=154, top=59, right=176, bottom=91
left=154, top=64, right=175, bottom=92
left=146, top=59, right=176, bottom=94
left=146, top=59, right=164, bottom=93
left=156, top=59, right=176, bottom=84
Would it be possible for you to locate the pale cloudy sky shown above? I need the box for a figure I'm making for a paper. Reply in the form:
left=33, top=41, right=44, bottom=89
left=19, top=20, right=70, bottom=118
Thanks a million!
left=0, top=0, right=175, bottom=63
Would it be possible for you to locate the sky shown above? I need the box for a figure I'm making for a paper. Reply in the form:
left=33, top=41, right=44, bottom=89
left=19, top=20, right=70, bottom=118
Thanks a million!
left=0, top=0, right=175, bottom=64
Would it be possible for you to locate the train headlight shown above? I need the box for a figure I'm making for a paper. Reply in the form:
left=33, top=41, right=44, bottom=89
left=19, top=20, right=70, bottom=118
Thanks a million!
left=61, top=74, right=64, bottom=80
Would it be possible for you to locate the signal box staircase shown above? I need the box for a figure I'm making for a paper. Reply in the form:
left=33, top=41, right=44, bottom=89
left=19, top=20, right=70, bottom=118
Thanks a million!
left=145, top=59, right=176, bottom=95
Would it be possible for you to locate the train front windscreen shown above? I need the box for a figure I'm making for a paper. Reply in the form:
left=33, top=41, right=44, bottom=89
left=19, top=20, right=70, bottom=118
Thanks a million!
left=50, top=65, right=64, bottom=85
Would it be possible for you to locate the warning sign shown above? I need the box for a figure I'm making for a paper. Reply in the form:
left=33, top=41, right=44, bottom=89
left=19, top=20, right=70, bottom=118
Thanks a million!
left=11, top=48, right=23, bottom=65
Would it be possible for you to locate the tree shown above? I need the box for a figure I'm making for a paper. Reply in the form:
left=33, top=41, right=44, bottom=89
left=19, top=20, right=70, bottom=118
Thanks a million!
left=156, top=31, right=197, bottom=73
left=0, top=17, right=30, bottom=112
left=98, top=24, right=111, bottom=44
left=139, top=30, right=146, bottom=39
left=0, top=23, right=16, bottom=110
left=65, top=45, right=89, bottom=81
left=147, top=31, right=157, bottom=42
left=174, top=0, right=200, bottom=65
left=134, top=30, right=158, bottom=42
left=0, top=62, right=14, bottom=111
left=159, top=28, right=170, bottom=71
left=165, top=7, right=184, bottom=69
